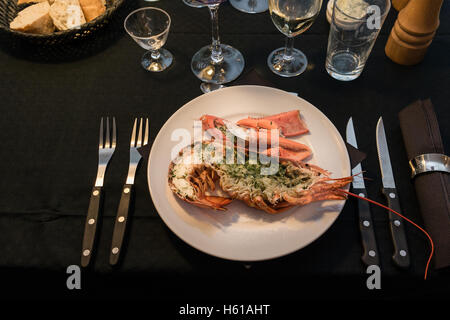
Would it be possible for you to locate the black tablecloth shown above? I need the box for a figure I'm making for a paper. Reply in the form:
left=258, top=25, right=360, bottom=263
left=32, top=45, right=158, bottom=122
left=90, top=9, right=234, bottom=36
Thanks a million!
left=0, top=0, right=449, bottom=301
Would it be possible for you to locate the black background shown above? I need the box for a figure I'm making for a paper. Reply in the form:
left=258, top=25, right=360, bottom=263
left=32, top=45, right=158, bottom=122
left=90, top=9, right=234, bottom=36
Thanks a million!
left=0, top=0, right=449, bottom=304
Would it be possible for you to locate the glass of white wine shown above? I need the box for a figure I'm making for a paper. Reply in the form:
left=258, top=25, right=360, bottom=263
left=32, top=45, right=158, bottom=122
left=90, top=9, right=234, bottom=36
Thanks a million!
left=268, top=0, right=322, bottom=77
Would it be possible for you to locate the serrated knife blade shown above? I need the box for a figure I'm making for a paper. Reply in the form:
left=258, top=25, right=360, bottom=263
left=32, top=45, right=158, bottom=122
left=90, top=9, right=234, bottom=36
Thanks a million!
left=346, top=117, right=365, bottom=189
left=376, top=117, right=396, bottom=188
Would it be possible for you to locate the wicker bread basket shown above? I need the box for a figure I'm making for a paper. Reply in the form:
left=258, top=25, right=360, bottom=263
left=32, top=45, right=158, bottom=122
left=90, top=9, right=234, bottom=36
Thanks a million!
left=0, top=0, right=131, bottom=60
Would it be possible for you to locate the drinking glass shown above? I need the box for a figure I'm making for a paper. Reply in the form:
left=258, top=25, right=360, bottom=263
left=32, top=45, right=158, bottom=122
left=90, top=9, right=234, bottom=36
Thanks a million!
left=124, top=7, right=172, bottom=72
left=268, top=0, right=322, bottom=77
left=183, top=0, right=206, bottom=7
left=190, top=0, right=245, bottom=84
left=326, top=0, right=390, bottom=81
left=230, top=0, right=268, bottom=13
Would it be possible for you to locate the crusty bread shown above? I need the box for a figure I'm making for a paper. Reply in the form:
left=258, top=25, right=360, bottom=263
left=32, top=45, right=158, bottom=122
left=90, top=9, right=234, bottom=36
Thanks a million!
left=78, top=0, right=105, bottom=22
left=49, top=0, right=86, bottom=31
left=17, top=0, right=50, bottom=5
left=10, top=1, right=55, bottom=34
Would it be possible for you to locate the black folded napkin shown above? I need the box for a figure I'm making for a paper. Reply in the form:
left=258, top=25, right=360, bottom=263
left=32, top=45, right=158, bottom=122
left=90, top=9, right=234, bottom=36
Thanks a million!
left=138, top=144, right=150, bottom=162
left=139, top=69, right=366, bottom=169
left=399, top=99, right=450, bottom=269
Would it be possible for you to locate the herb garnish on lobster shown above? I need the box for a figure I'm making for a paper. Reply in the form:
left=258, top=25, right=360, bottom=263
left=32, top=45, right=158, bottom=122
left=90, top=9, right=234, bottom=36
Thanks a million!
left=169, top=141, right=352, bottom=213
left=168, top=111, right=353, bottom=213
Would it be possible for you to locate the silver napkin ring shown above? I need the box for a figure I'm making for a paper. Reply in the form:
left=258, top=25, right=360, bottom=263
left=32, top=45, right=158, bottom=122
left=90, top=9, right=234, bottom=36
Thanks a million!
left=409, top=153, right=449, bottom=178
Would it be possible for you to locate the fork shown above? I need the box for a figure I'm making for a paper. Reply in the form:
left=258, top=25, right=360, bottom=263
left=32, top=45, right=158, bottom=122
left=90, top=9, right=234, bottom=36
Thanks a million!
left=109, top=118, right=149, bottom=266
left=81, top=117, right=116, bottom=267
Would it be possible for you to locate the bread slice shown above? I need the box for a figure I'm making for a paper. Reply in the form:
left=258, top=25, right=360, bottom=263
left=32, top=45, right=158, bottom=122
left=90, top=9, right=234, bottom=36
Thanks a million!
left=10, top=1, right=55, bottom=34
left=17, top=0, right=50, bottom=5
left=49, top=0, right=86, bottom=31
left=78, top=0, right=105, bottom=22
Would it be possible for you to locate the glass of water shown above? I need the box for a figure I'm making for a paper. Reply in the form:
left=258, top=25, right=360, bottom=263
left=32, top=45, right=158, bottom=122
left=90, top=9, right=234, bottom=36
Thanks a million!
left=124, top=7, right=172, bottom=72
left=325, top=0, right=390, bottom=81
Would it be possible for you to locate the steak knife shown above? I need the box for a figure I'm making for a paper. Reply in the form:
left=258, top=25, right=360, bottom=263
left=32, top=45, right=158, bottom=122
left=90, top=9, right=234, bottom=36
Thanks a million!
left=346, top=118, right=380, bottom=266
left=376, top=117, right=410, bottom=268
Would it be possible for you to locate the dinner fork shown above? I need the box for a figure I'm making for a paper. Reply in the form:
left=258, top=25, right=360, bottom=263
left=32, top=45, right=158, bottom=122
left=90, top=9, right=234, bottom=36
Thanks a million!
left=81, top=117, right=116, bottom=267
left=109, top=118, right=149, bottom=265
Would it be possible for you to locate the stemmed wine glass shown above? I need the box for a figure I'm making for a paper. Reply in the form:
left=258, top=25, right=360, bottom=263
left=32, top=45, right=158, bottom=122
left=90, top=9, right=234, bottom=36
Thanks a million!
left=124, top=7, right=172, bottom=72
left=268, top=0, right=322, bottom=77
left=230, top=0, right=268, bottom=14
left=183, top=0, right=206, bottom=7
left=189, top=0, right=245, bottom=84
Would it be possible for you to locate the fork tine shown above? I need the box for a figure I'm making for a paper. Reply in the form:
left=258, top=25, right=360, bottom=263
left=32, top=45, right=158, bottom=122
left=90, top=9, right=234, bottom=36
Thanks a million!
left=137, top=117, right=143, bottom=147
left=105, top=117, right=110, bottom=148
left=144, top=118, right=149, bottom=145
left=99, top=117, right=104, bottom=149
left=130, top=118, right=137, bottom=147
left=112, top=117, right=117, bottom=148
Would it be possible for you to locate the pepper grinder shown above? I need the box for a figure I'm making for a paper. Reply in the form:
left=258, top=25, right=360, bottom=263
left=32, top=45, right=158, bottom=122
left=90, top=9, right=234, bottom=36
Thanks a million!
left=385, top=0, right=444, bottom=65
left=392, top=0, right=410, bottom=11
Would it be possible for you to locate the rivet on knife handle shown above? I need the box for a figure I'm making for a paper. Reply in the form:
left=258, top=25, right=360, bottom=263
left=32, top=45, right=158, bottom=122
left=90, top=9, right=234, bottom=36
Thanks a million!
left=382, top=187, right=410, bottom=268
left=109, top=184, right=133, bottom=266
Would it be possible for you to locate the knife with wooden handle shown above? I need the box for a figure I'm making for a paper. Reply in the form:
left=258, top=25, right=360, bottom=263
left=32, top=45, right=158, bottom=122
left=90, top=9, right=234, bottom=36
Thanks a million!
left=376, top=117, right=410, bottom=268
left=346, top=118, right=380, bottom=266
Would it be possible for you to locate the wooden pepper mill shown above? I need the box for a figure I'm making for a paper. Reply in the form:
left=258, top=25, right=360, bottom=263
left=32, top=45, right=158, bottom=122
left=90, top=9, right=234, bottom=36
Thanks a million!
left=392, top=0, right=410, bottom=11
left=385, top=0, right=444, bottom=65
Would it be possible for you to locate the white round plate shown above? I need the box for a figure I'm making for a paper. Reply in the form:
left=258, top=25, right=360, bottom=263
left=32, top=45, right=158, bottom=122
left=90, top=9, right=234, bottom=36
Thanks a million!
left=148, top=86, right=350, bottom=261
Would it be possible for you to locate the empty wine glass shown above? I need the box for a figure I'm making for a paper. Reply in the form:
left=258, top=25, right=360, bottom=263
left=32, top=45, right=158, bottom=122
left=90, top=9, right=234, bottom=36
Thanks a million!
left=124, top=7, right=172, bottom=72
left=190, top=0, right=245, bottom=84
left=230, top=0, right=268, bottom=14
left=183, top=0, right=206, bottom=7
left=268, top=0, right=322, bottom=77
